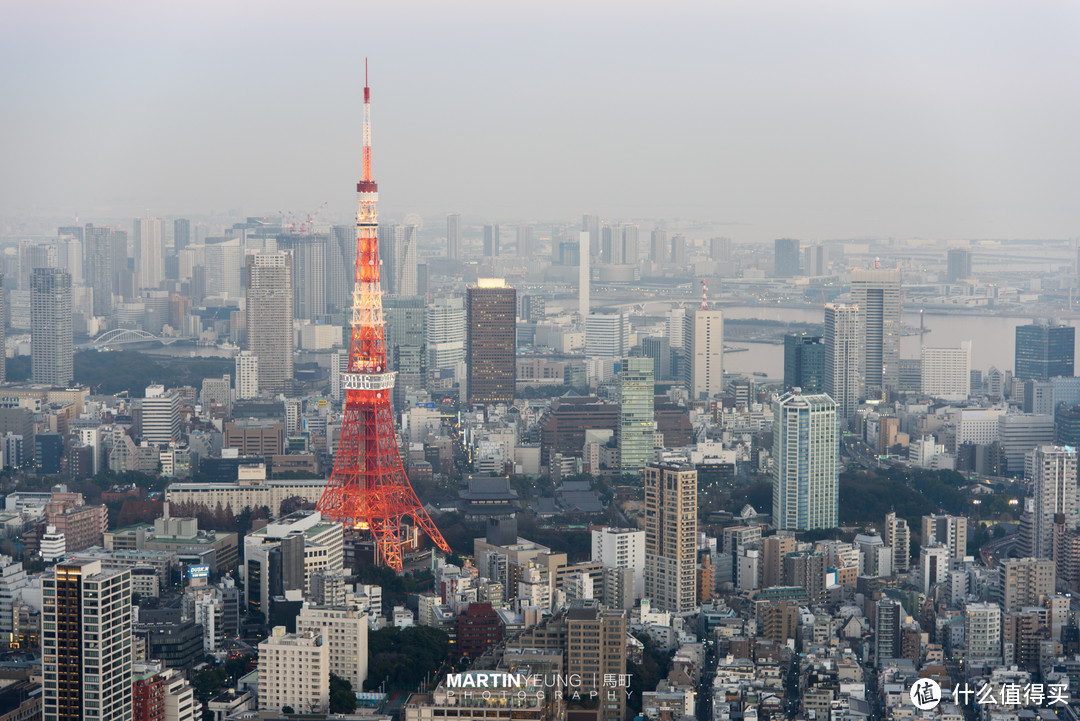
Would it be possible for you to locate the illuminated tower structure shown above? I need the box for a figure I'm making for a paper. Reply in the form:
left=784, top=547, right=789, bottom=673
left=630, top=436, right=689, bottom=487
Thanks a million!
left=317, top=68, right=450, bottom=570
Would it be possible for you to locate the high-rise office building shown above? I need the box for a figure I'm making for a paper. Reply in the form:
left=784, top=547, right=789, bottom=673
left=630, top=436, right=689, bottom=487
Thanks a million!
left=585, top=312, right=629, bottom=358
left=824, top=303, right=859, bottom=420
left=577, top=231, right=590, bottom=319
left=884, top=511, right=911, bottom=572
left=774, top=238, right=800, bottom=276
left=173, top=218, right=191, bottom=252
left=141, top=385, right=181, bottom=445
left=783, top=333, right=824, bottom=392
left=921, top=514, right=968, bottom=560
left=1032, top=445, right=1078, bottom=559
left=515, top=223, right=533, bottom=257
left=643, top=463, right=698, bottom=613
left=1015, top=323, right=1075, bottom=382
left=921, top=342, right=972, bottom=401
left=618, top=358, right=654, bottom=473
left=685, top=307, right=724, bottom=400
left=850, top=269, right=902, bottom=395
left=946, top=248, right=972, bottom=281
left=466, top=279, right=515, bottom=405
left=378, top=224, right=418, bottom=297
left=134, top=216, right=164, bottom=291
left=43, top=559, right=133, bottom=721
left=446, top=213, right=461, bottom=260
left=245, top=252, right=294, bottom=394
left=31, top=267, right=73, bottom=386
left=426, top=297, right=466, bottom=375
left=641, top=336, right=673, bottom=382
left=482, top=224, right=500, bottom=258
left=384, top=296, right=426, bottom=405
left=772, top=391, right=838, bottom=531
left=277, top=233, right=327, bottom=321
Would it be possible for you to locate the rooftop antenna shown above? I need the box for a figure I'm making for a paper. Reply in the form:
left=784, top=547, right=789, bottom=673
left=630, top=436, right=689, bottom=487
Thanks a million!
left=700, top=279, right=709, bottom=310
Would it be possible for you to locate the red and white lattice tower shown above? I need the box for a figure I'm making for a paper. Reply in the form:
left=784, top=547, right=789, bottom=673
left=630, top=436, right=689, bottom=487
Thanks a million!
left=317, top=65, right=450, bottom=570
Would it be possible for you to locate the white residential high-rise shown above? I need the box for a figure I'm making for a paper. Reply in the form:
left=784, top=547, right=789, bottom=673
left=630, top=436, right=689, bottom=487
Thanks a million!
left=0, top=555, right=27, bottom=637
left=591, top=527, right=646, bottom=598
left=1032, top=444, right=1078, bottom=559
left=259, top=626, right=330, bottom=714
left=235, top=351, right=259, bottom=399
left=850, top=268, right=902, bottom=395
left=772, top=392, right=838, bottom=530
left=644, top=463, right=698, bottom=613
left=964, top=601, right=1002, bottom=662
left=921, top=341, right=972, bottom=401
left=141, top=384, right=180, bottom=445
left=43, top=559, right=133, bottom=721
left=919, top=544, right=950, bottom=595
left=578, top=231, right=590, bottom=319
left=666, top=307, right=686, bottom=350
left=134, top=216, right=163, bottom=291
left=884, top=511, right=911, bottom=572
left=824, top=303, right=859, bottom=420
left=685, top=307, right=724, bottom=400
left=426, top=297, right=466, bottom=374
left=296, top=605, right=368, bottom=692
left=30, top=267, right=73, bottom=386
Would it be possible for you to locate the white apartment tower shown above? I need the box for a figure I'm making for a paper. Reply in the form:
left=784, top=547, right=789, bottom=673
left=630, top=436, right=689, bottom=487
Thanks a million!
left=245, top=252, right=294, bottom=394
left=258, top=626, right=330, bottom=714
left=296, top=605, right=369, bottom=693
left=850, top=268, right=902, bottom=395
left=1032, top=444, right=1078, bottom=559
left=772, top=392, right=839, bottom=531
left=685, top=307, right=724, bottom=400
left=591, top=527, right=646, bottom=598
left=141, top=384, right=180, bottom=445
left=884, top=511, right=911, bottom=572
left=824, top=303, right=859, bottom=421
left=235, top=351, right=259, bottom=399
left=134, top=216, right=164, bottom=291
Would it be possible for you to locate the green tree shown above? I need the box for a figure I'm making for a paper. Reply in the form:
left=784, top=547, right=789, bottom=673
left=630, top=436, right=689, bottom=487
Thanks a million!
left=329, top=673, right=357, bottom=713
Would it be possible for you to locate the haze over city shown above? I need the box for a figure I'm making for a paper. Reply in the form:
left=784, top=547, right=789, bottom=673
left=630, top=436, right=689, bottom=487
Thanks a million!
left=4, top=1, right=1080, bottom=241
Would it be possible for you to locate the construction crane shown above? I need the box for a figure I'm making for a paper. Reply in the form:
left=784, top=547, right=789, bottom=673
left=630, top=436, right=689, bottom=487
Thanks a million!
left=278, top=201, right=329, bottom=234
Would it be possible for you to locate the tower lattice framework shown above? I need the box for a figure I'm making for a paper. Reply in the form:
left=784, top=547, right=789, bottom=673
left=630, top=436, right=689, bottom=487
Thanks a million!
left=317, top=68, right=450, bottom=570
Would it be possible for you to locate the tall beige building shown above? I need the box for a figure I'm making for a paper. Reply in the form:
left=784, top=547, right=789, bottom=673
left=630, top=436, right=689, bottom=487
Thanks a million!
left=1000, top=558, right=1055, bottom=612
left=259, top=626, right=330, bottom=714
left=684, top=309, right=724, bottom=400
left=644, top=463, right=698, bottom=612
left=565, top=601, right=627, bottom=721
left=296, top=605, right=368, bottom=693
left=245, top=252, right=294, bottom=394
left=761, top=533, right=797, bottom=588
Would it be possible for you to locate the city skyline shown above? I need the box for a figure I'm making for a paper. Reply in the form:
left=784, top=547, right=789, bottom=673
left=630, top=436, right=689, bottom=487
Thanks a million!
left=4, top=2, right=1080, bottom=243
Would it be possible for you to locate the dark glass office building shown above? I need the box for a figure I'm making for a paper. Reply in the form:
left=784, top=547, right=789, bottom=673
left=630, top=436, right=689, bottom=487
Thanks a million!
left=1014, top=323, right=1074, bottom=381
left=783, top=333, right=825, bottom=392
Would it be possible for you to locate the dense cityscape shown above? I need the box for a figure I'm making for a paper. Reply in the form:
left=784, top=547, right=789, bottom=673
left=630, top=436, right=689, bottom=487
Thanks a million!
left=4, top=4, right=1080, bottom=721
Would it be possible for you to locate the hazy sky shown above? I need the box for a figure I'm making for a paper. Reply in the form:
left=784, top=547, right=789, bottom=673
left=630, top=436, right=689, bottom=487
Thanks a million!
left=2, top=1, right=1079, bottom=242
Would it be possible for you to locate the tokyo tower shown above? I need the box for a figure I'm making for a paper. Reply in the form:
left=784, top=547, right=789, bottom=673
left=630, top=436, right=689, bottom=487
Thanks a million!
left=317, top=65, right=450, bottom=570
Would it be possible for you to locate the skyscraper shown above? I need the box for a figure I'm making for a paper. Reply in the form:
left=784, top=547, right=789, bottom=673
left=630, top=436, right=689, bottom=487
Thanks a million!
left=783, top=333, right=824, bottom=392
left=327, top=225, right=353, bottom=313
left=245, top=252, right=294, bottom=394
left=43, top=559, right=133, bottom=721
left=946, top=248, right=972, bottom=281
left=1015, top=323, right=1075, bottom=382
left=31, top=267, right=73, bottom=386
left=921, top=342, right=972, bottom=401
left=884, top=511, right=911, bottom=572
left=1032, top=444, right=1078, bottom=559
left=134, top=216, right=164, bottom=291
left=384, top=296, right=426, bottom=406
left=850, top=268, right=902, bottom=395
left=643, top=463, right=698, bottom=613
left=582, top=213, right=601, bottom=259
left=173, top=218, right=191, bottom=252
left=824, top=303, right=859, bottom=421
left=921, top=514, right=968, bottom=560
left=277, top=233, right=327, bottom=321
left=377, top=224, right=418, bottom=297
left=466, top=279, right=515, bottom=405
left=426, top=297, right=466, bottom=376
left=774, top=238, right=800, bottom=276
left=578, top=231, right=590, bottom=319
left=585, top=312, right=629, bottom=358
left=515, top=223, right=532, bottom=257
left=650, top=228, right=668, bottom=263
left=446, top=213, right=461, bottom=260
left=772, top=391, right=838, bottom=531
left=482, top=224, right=499, bottom=258
left=618, top=358, right=654, bottom=473
left=235, top=351, right=259, bottom=400
left=0, top=273, right=5, bottom=382
left=685, top=307, right=724, bottom=400
left=84, top=224, right=115, bottom=316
